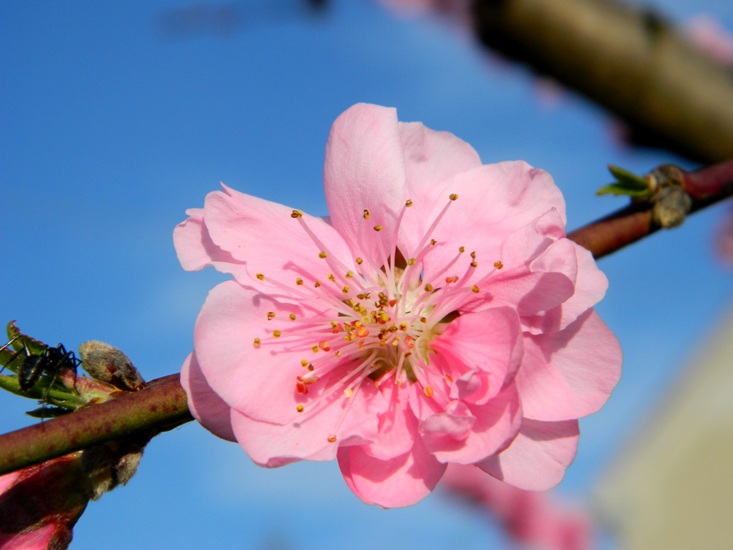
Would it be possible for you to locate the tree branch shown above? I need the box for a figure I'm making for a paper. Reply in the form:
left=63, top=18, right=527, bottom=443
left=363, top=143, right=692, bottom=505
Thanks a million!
left=0, top=375, right=192, bottom=476
left=472, top=0, right=733, bottom=163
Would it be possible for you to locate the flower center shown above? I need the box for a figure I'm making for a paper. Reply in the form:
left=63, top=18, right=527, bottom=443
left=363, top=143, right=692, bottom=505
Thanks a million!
left=250, top=195, right=503, bottom=440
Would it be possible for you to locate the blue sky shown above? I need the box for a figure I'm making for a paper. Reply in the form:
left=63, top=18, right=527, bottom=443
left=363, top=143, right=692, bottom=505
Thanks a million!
left=2, top=1, right=733, bottom=548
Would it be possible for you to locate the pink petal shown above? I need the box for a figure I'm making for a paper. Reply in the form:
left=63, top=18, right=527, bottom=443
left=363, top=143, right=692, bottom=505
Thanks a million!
left=180, top=352, right=236, bottom=442
left=423, top=385, right=522, bottom=464
left=477, top=419, right=579, bottom=491
left=399, top=120, right=482, bottom=190
left=338, top=438, right=446, bottom=508
left=359, top=383, right=418, bottom=461
left=402, top=162, right=566, bottom=281
left=229, top=377, right=383, bottom=467
left=489, top=271, right=575, bottom=322
left=430, top=307, right=524, bottom=400
left=204, top=184, right=355, bottom=286
left=324, top=103, right=407, bottom=265
left=521, top=240, right=609, bottom=334
left=193, top=281, right=316, bottom=424
left=230, top=411, right=338, bottom=467
left=516, top=310, right=622, bottom=421
left=173, top=207, right=242, bottom=276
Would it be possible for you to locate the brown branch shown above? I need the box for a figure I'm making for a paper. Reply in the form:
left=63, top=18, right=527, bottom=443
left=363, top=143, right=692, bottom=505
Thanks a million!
left=0, top=374, right=192, bottom=476
left=472, top=0, right=733, bottom=163
left=570, top=160, right=733, bottom=258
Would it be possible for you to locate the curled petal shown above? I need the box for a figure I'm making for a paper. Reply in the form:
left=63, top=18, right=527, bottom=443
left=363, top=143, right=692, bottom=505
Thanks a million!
left=173, top=207, right=244, bottom=279
left=477, top=419, right=579, bottom=491
left=424, top=385, right=522, bottom=464
left=431, top=307, right=524, bottom=399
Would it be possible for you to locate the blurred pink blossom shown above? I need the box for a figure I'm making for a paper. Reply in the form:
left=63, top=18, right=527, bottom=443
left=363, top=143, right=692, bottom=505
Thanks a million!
left=0, top=458, right=84, bottom=550
left=441, top=464, right=593, bottom=550
left=175, top=103, right=621, bottom=507
left=686, top=14, right=733, bottom=66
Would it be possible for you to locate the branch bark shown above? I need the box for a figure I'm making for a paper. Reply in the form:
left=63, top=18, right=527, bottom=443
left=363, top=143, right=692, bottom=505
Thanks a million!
left=0, top=375, right=191, bottom=476
left=472, top=0, right=733, bottom=163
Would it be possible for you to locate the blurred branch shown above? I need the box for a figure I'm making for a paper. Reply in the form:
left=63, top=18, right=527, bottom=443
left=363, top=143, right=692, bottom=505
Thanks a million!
left=472, top=0, right=733, bottom=163
left=1, top=159, right=731, bottom=474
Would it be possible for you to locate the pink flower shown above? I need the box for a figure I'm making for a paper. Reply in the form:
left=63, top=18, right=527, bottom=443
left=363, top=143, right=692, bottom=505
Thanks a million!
left=0, top=458, right=84, bottom=550
left=686, top=15, right=733, bottom=67
left=441, top=464, right=593, bottom=550
left=175, top=103, right=621, bottom=508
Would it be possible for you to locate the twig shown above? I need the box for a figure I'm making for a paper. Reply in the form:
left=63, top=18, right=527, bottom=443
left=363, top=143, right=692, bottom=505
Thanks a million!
left=0, top=374, right=192, bottom=476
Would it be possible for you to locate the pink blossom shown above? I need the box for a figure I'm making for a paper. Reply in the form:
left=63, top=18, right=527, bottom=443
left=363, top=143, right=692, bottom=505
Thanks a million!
left=0, top=459, right=82, bottom=550
left=441, top=464, right=592, bottom=550
left=175, top=103, right=621, bottom=507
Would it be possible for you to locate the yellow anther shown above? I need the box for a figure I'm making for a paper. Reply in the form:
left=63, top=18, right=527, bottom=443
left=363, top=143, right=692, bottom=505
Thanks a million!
left=373, top=225, right=383, bottom=232
left=356, top=257, right=363, bottom=265
left=289, top=313, right=296, bottom=321
left=290, top=210, right=303, bottom=218
left=301, top=359, right=309, bottom=367
left=424, top=385, right=435, bottom=398
left=273, top=330, right=282, bottom=338
left=327, top=435, right=337, bottom=443
left=342, top=285, right=350, bottom=294
left=407, top=258, right=416, bottom=265
left=470, top=251, right=476, bottom=259
left=253, top=338, right=261, bottom=348
left=344, top=388, right=353, bottom=398
left=494, top=260, right=504, bottom=269
left=335, top=350, right=342, bottom=357
left=471, top=285, right=480, bottom=293
left=328, top=273, right=336, bottom=282
left=312, top=344, right=319, bottom=353
left=318, top=251, right=327, bottom=259
left=295, top=278, right=304, bottom=285
left=345, top=270, right=353, bottom=278
left=424, top=283, right=433, bottom=292
left=405, top=199, right=413, bottom=207
left=449, top=193, right=458, bottom=201
left=363, top=209, right=370, bottom=219
left=356, top=325, right=369, bottom=338
left=420, top=316, right=427, bottom=323
left=296, top=404, right=304, bottom=413
left=458, top=246, right=465, bottom=253
left=256, top=273, right=265, bottom=281
left=471, top=262, right=478, bottom=268
left=430, top=239, right=437, bottom=246
left=314, top=281, right=321, bottom=288
left=267, top=312, right=276, bottom=320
